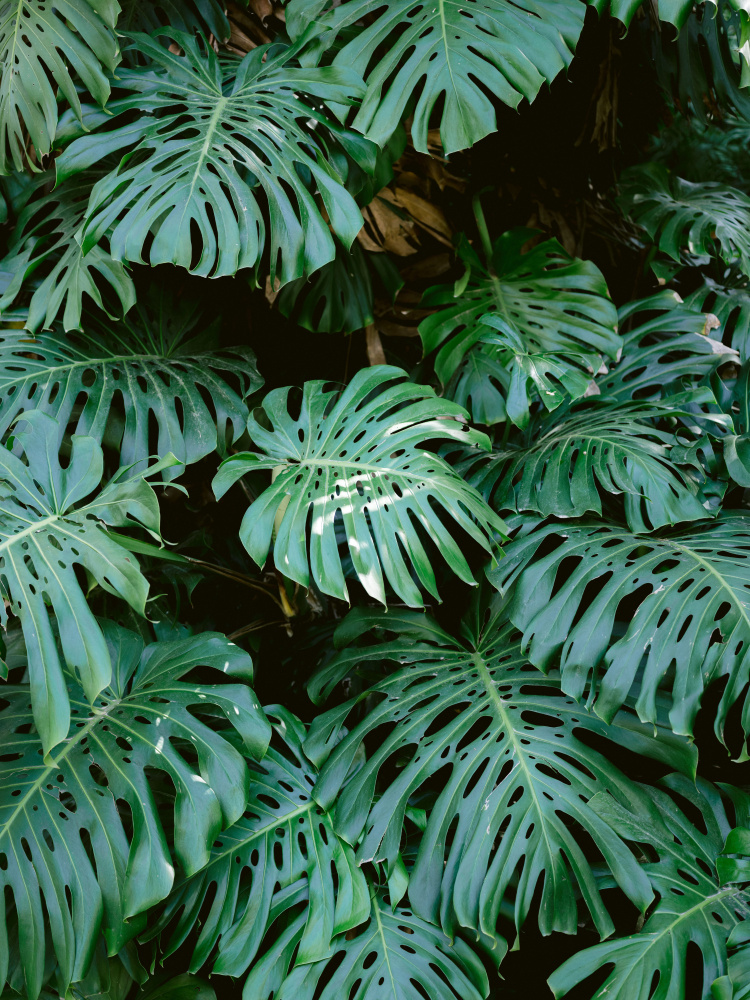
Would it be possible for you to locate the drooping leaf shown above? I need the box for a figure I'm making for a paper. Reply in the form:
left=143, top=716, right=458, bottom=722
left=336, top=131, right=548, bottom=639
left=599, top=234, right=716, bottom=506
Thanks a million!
left=684, top=276, right=750, bottom=360
left=58, top=32, right=374, bottom=285
left=0, top=171, right=136, bottom=333
left=242, top=885, right=489, bottom=1000
left=491, top=513, right=750, bottom=745
left=419, top=230, right=620, bottom=392
left=0, top=297, right=262, bottom=479
left=286, top=0, right=586, bottom=155
left=549, top=777, right=750, bottom=1000
left=0, top=620, right=270, bottom=1000
left=588, top=0, right=694, bottom=27
left=462, top=392, right=725, bottom=533
left=306, top=592, right=696, bottom=944
left=0, top=410, right=176, bottom=755
left=151, top=706, right=368, bottom=977
left=621, top=164, right=750, bottom=277
left=212, top=366, right=506, bottom=607
left=0, top=0, right=120, bottom=174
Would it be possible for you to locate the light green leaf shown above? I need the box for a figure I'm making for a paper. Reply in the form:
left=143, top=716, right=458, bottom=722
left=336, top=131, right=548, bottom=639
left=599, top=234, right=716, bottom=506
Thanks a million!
left=0, top=620, right=270, bottom=1000
left=491, top=513, right=750, bottom=744
left=213, top=366, right=506, bottom=607
left=0, top=0, right=120, bottom=175
left=306, top=592, right=696, bottom=944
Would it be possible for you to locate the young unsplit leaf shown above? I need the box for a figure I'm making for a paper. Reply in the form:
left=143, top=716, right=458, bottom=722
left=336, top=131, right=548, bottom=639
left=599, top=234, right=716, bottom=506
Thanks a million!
left=0, top=171, right=136, bottom=333
left=0, top=0, right=120, bottom=175
left=491, top=514, right=750, bottom=745
left=462, top=392, right=724, bottom=533
left=621, top=164, right=750, bottom=278
left=0, top=305, right=262, bottom=479
left=287, top=0, right=586, bottom=155
left=549, top=777, right=750, bottom=1000
left=306, top=592, right=695, bottom=944
left=0, top=620, right=270, bottom=1000
left=151, top=707, right=368, bottom=977
left=0, top=410, right=175, bottom=755
left=213, top=366, right=506, bottom=607
left=57, top=32, right=374, bottom=285
left=420, top=230, right=620, bottom=391
left=242, top=886, right=490, bottom=1000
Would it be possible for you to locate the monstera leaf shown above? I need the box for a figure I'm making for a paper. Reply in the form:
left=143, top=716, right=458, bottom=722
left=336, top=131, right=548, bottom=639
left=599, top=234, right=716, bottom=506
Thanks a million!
left=462, top=393, right=724, bottom=533
left=212, top=366, right=505, bottom=607
left=0, top=0, right=120, bottom=174
left=420, top=230, right=620, bottom=389
left=0, top=171, right=136, bottom=333
left=549, top=777, right=750, bottom=1000
left=491, top=513, right=750, bottom=745
left=242, top=886, right=489, bottom=1000
left=713, top=920, right=750, bottom=999
left=0, top=302, right=262, bottom=478
left=685, top=276, right=750, bottom=360
left=286, top=0, right=585, bottom=154
left=599, top=292, right=737, bottom=401
left=152, top=707, right=368, bottom=976
left=116, top=0, right=230, bottom=44
left=57, top=32, right=373, bottom=285
left=621, top=164, right=750, bottom=277
left=306, top=593, right=695, bottom=944
left=0, top=620, right=270, bottom=1000
left=589, top=0, right=694, bottom=26
left=0, top=410, right=177, bottom=754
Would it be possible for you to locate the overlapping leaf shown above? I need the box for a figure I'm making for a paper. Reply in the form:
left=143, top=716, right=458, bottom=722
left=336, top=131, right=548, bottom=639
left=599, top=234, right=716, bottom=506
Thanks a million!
left=287, top=0, right=586, bottom=154
left=549, top=778, right=750, bottom=1000
left=0, top=410, right=174, bottom=754
left=0, top=620, right=270, bottom=999
left=0, top=0, right=120, bottom=174
left=462, top=392, right=723, bottom=532
left=152, top=707, right=368, bottom=977
left=58, top=32, right=373, bottom=284
left=492, top=513, right=750, bottom=744
left=242, top=886, right=489, bottom=1000
left=213, top=366, right=506, bottom=607
left=0, top=301, right=262, bottom=478
left=306, top=593, right=695, bottom=944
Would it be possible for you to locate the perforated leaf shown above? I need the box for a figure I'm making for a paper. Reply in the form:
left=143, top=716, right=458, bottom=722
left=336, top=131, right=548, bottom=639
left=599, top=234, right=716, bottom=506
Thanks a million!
left=549, top=777, right=750, bottom=1000
left=242, top=886, right=489, bottom=1000
left=491, top=514, right=750, bottom=745
left=0, top=621, right=270, bottom=999
left=306, top=592, right=695, bottom=944
left=0, top=300, right=262, bottom=479
left=152, top=706, right=368, bottom=977
left=58, top=32, right=373, bottom=284
left=287, top=0, right=586, bottom=154
left=0, top=410, right=173, bottom=754
left=213, top=366, right=506, bottom=607
left=589, top=0, right=694, bottom=27
left=0, top=171, right=136, bottom=333
left=462, top=393, right=724, bottom=533
left=0, top=0, right=120, bottom=174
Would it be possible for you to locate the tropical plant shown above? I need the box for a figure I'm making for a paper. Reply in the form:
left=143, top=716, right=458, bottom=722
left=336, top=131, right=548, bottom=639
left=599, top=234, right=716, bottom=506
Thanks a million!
left=2, top=2, right=750, bottom=999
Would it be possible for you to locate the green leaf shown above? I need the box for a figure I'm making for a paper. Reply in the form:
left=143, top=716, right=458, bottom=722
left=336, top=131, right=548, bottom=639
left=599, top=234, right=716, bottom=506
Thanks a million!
left=719, top=361, right=750, bottom=486
left=491, top=513, right=750, bottom=745
left=151, top=706, right=368, bottom=977
left=139, top=975, right=216, bottom=1000
left=0, top=300, right=262, bottom=479
left=0, top=620, right=270, bottom=999
left=600, top=292, right=738, bottom=402
left=684, top=276, right=750, bottom=361
left=549, top=777, right=750, bottom=1000
left=0, top=171, right=136, bottom=333
left=306, top=591, right=696, bottom=944
left=117, top=0, right=230, bottom=45
left=589, top=0, right=695, bottom=28
left=0, top=410, right=176, bottom=755
left=463, top=393, right=724, bottom=533
left=287, top=0, right=586, bottom=155
left=212, top=366, right=506, bottom=607
left=0, top=0, right=120, bottom=175
left=419, top=230, right=619, bottom=425
left=712, top=920, right=750, bottom=1000
left=242, top=886, right=490, bottom=1000
left=58, top=33, right=374, bottom=285
left=621, top=164, right=750, bottom=278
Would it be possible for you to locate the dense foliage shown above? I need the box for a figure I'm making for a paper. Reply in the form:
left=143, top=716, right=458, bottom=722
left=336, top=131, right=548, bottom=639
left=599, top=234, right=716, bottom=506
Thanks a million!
left=3, top=1, right=750, bottom=998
